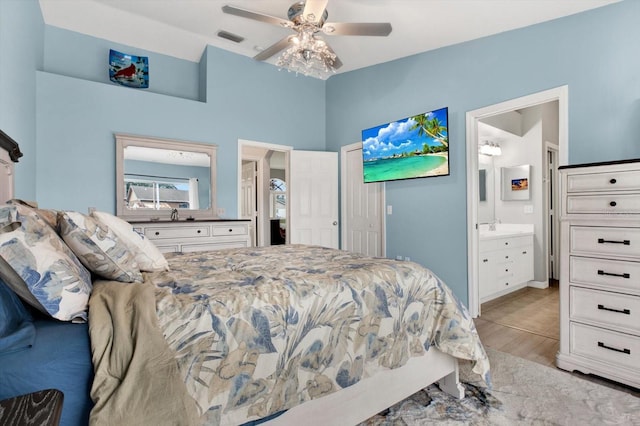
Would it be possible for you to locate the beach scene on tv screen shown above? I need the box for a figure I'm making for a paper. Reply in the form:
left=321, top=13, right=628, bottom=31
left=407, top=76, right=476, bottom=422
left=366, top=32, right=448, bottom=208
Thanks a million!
left=362, top=107, right=448, bottom=183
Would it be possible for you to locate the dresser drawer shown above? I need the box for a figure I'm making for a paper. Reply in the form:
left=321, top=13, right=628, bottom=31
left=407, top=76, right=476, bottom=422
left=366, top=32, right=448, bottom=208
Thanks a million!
left=570, top=287, right=640, bottom=334
left=145, top=225, right=210, bottom=240
left=567, top=169, right=640, bottom=193
left=570, top=256, right=640, bottom=293
left=570, top=322, right=640, bottom=372
left=181, top=240, right=250, bottom=252
left=570, top=226, right=640, bottom=259
left=212, top=224, right=247, bottom=237
left=567, top=194, right=640, bottom=214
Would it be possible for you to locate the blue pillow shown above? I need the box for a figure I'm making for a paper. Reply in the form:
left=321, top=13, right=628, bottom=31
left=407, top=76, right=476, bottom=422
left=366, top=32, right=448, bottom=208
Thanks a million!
left=0, top=280, right=36, bottom=354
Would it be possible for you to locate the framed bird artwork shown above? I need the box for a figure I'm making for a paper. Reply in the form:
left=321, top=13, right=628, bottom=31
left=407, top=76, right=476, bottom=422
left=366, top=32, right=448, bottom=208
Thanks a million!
left=109, top=49, right=149, bottom=88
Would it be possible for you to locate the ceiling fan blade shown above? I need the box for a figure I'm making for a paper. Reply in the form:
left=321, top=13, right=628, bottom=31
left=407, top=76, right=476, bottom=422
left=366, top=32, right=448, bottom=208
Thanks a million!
left=302, top=0, right=329, bottom=24
left=222, top=5, right=292, bottom=28
left=322, top=22, right=392, bottom=37
left=253, top=36, right=293, bottom=61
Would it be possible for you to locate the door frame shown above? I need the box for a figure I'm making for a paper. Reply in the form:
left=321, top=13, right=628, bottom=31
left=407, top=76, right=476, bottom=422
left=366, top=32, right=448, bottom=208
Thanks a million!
left=340, top=142, right=386, bottom=256
left=465, top=86, right=569, bottom=317
left=237, top=139, right=292, bottom=246
left=544, top=142, right=560, bottom=280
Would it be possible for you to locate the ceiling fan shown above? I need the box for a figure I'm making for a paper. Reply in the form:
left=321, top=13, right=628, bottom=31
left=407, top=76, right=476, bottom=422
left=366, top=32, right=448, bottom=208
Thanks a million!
left=222, top=0, right=392, bottom=74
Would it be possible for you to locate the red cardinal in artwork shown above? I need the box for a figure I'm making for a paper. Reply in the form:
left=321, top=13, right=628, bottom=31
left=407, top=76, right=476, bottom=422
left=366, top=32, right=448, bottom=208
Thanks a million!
left=113, top=64, right=136, bottom=79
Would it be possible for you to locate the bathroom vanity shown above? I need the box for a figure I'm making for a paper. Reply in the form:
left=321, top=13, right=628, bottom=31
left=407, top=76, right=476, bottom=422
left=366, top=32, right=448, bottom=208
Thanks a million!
left=479, top=224, right=535, bottom=303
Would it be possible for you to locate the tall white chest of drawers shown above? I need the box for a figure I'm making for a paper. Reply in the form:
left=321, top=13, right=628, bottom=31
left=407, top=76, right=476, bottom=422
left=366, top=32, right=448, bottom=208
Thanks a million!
left=557, top=159, right=640, bottom=389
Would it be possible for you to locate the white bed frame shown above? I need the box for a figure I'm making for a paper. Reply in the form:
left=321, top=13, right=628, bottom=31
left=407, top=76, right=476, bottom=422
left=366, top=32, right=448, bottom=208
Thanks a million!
left=268, top=349, right=463, bottom=425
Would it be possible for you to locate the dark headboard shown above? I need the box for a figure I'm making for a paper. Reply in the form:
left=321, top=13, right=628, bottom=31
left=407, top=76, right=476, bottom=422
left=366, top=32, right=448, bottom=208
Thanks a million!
left=0, top=129, right=23, bottom=162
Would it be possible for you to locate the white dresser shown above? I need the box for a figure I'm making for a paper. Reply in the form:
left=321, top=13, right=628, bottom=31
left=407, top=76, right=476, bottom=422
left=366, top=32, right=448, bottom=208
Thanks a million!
left=479, top=229, right=534, bottom=303
left=557, top=159, right=640, bottom=389
left=132, top=220, right=251, bottom=254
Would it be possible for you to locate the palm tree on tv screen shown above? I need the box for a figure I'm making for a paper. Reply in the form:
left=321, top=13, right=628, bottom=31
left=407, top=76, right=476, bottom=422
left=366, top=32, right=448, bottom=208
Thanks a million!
left=410, top=114, right=448, bottom=148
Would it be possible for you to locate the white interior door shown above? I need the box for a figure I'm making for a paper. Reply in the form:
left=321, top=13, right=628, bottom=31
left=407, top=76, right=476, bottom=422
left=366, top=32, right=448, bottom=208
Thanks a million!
left=341, top=143, right=385, bottom=256
left=290, top=150, right=339, bottom=249
left=241, top=161, right=257, bottom=246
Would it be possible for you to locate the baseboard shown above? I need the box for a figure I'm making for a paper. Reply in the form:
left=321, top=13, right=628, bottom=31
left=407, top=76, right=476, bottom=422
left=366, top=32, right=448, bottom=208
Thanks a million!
left=527, top=280, right=549, bottom=289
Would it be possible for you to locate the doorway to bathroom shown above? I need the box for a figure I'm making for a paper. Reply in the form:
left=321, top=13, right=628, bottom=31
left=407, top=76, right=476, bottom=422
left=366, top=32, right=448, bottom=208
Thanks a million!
left=465, top=86, right=568, bottom=369
left=466, top=86, right=568, bottom=317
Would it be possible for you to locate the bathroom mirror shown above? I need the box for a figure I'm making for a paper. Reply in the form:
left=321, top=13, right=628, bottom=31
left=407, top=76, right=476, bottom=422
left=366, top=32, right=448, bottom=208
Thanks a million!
left=500, top=164, right=531, bottom=201
left=115, top=134, right=217, bottom=221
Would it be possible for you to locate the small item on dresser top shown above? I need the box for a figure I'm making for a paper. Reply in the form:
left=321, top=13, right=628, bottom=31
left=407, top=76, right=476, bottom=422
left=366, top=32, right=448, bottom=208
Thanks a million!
left=170, top=208, right=179, bottom=221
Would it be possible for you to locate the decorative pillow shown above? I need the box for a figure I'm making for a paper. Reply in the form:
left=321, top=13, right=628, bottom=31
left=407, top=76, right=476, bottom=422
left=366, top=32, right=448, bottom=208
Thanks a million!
left=91, top=211, right=169, bottom=272
left=0, top=205, right=92, bottom=322
left=58, top=211, right=143, bottom=283
left=0, top=279, right=36, bottom=354
left=6, top=199, right=59, bottom=229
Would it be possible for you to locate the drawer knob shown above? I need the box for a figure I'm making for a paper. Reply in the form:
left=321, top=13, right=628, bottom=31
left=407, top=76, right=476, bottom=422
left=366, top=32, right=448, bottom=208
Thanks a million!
left=597, top=269, right=630, bottom=279
left=482, top=259, right=488, bottom=263
left=598, top=341, right=630, bottom=355
left=155, top=231, right=160, bottom=236
left=609, top=201, right=617, bottom=207
left=609, top=178, right=617, bottom=184
left=598, top=238, right=631, bottom=246
left=228, top=228, right=233, bottom=232
left=597, top=304, right=631, bottom=315
left=197, top=230, right=202, bottom=234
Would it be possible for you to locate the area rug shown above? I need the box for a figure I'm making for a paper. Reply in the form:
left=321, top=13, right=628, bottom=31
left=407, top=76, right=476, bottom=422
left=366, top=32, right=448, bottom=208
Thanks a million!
left=360, top=348, right=640, bottom=425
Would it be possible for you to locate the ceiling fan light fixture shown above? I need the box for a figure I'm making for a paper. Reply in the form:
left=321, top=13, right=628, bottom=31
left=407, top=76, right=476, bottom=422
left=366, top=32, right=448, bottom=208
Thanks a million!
left=276, top=28, right=337, bottom=78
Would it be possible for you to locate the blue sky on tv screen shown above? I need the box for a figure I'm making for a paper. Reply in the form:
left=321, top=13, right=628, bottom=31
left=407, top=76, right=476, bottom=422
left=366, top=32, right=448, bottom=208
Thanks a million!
left=361, top=107, right=448, bottom=161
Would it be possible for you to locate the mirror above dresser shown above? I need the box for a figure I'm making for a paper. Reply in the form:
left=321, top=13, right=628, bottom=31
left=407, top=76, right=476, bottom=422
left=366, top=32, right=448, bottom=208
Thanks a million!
left=115, top=133, right=218, bottom=221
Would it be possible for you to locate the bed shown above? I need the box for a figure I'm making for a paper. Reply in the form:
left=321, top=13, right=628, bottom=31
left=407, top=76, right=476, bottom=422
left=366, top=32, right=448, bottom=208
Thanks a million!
left=0, top=195, right=489, bottom=426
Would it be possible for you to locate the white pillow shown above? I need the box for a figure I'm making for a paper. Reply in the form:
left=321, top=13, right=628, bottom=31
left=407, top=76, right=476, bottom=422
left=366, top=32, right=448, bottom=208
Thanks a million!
left=91, top=211, right=169, bottom=272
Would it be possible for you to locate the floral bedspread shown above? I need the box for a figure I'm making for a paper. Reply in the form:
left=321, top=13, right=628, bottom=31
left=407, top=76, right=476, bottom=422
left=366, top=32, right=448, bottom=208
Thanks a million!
left=148, top=245, right=490, bottom=425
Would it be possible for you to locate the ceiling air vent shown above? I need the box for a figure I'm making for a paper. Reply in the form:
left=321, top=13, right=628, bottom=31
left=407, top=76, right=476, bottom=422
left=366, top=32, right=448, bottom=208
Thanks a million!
left=217, top=30, right=244, bottom=43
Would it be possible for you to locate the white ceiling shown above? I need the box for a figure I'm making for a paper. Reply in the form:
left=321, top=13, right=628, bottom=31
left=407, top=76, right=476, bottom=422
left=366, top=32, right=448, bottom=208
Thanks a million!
left=39, top=0, right=619, bottom=76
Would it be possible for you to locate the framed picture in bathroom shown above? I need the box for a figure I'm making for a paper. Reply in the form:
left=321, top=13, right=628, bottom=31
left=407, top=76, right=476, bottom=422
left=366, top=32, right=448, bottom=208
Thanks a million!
left=501, top=165, right=531, bottom=201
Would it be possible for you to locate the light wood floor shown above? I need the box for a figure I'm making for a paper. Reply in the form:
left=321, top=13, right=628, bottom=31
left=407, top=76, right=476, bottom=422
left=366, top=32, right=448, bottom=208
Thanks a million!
left=475, top=282, right=560, bottom=368
left=474, top=281, right=640, bottom=397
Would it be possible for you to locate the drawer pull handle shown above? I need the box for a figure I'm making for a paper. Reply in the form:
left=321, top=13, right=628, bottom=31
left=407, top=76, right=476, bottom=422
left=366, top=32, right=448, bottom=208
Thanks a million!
left=598, top=341, right=630, bottom=355
left=482, top=259, right=488, bottom=263
left=597, top=270, right=630, bottom=279
left=598, top=238, right=630, bottom=245
left=609, top=201, right=617, bottom=207
left=197, top=230, right=202, bottom=234
left=522, top=251, right=527, bottom=254
left=228, top=229, right=233, bottom=232
left=609, top=178, right=617, bottom=184
left=597, top=304, right=630, bottom=315
left=155, top=231, right=160, bottom=236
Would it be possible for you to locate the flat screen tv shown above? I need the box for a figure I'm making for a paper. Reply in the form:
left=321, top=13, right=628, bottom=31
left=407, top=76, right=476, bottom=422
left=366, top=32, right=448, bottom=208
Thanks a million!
left=361, top=107, right=449, bottom=183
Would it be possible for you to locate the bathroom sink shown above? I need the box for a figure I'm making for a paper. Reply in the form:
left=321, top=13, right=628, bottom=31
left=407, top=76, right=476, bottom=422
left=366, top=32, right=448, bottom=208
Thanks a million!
left=479, top=223, right=534, bottom=239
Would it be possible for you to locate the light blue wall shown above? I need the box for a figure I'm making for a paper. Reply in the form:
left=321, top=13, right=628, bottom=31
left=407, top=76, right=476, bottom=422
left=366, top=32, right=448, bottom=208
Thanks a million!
left=35, top=36, right=325, bottom=215
left=325, top=1, right=640, bottom=299
left=43, top=26, right=201, bottom=101
left=0, top=0, right=44, bottom=199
